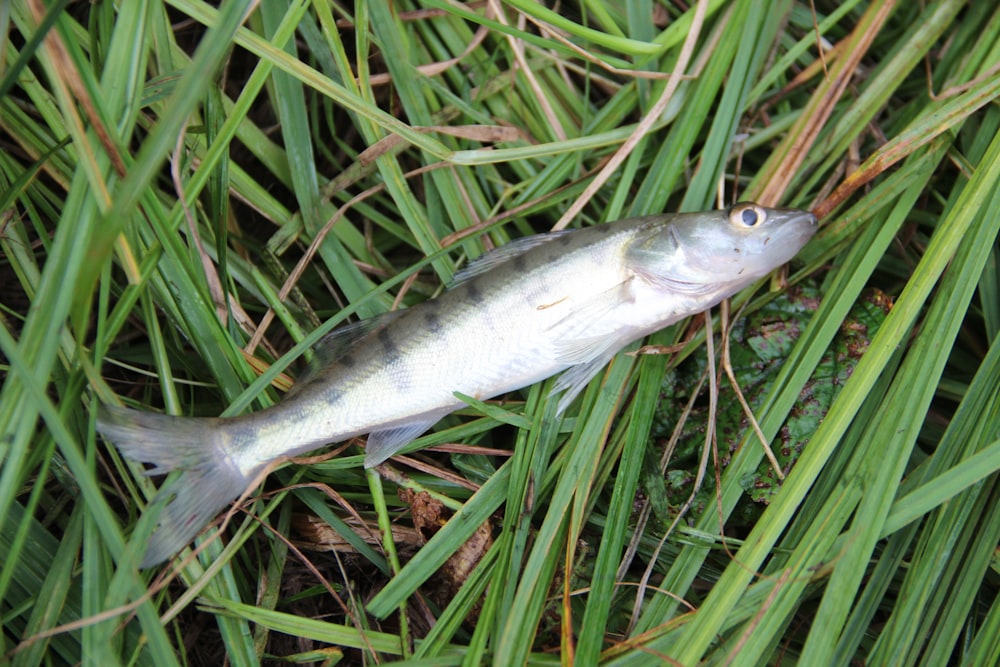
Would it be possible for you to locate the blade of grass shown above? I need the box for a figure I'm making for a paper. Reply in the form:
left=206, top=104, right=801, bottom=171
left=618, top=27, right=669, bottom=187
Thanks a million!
left=76, top=0, right=258, bottom=326
left=574, top=337, right=670, bottom=664
left=365, top=463, right=511, bottom=617
left=201, top=596, right=404, bottom=655
left=494, top=354, right=636, bottom=665
left=0, top=325, right=177, bottom=661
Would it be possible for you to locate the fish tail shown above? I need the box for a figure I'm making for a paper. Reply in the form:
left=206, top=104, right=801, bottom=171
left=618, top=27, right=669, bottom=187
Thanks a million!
left=97, top=405, right=252, bottom=567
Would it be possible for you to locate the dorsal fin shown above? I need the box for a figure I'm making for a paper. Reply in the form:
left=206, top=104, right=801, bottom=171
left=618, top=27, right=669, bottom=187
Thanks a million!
left=449, top=231, right=572, bottom=287
left=289, top=311, right=403, bottom=395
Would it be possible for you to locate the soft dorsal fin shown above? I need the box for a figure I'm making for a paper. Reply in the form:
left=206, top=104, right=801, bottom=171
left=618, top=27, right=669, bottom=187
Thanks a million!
left=289, top=311, right=403, bottom=394
left=449, top=231, right=572, bottom=286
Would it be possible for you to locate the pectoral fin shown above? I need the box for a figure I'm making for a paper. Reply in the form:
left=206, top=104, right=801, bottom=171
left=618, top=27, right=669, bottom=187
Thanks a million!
left=553, top=334, right=625, bottom=365
left=546, top=280, right=643, bottom=413
left=551, top=352, right=621, bottom=413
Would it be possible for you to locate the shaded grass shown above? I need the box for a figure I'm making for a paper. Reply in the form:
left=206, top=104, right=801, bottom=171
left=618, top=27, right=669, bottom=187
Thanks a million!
left=2, top=1, right=999, bottom=664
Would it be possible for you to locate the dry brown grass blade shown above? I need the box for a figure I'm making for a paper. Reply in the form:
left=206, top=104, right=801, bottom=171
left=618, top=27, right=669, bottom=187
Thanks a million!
left=627, top=310, right=721, bottom=633
left=493, top=0, right=568, bottom=141
left=720, top=300, right=784, bottom=479
left=750, top=0, right=898, bottom=207
left=814, top=68, right=1000, bottom=219
left=367, top=22, right=491, bottom=87
left=28, top=0, right=128, bottom=179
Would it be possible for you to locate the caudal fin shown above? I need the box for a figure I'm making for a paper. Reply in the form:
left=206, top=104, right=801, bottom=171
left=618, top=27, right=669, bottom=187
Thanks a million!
left=97, top=406, right=252, bottom=567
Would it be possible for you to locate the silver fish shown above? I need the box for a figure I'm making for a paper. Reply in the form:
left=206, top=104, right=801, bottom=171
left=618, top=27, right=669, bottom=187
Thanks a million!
left=98, top=202, right=816, bottom=566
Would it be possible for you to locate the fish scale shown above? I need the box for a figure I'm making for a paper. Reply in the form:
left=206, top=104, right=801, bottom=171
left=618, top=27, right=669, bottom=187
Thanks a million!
left=97, top=202, right=816, bottom=566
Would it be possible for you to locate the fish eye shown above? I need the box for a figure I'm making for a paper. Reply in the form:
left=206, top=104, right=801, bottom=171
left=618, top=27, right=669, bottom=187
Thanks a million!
left=729, top=203, right=767, bottom=228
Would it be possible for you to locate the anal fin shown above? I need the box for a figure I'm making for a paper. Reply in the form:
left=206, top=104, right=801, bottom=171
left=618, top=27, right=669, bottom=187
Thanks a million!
left=363, top=414, right=445, bottom=468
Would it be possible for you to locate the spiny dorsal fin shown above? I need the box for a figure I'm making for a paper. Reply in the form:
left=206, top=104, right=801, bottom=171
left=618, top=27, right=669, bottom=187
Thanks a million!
left=449, top=231, right=572, bottom=287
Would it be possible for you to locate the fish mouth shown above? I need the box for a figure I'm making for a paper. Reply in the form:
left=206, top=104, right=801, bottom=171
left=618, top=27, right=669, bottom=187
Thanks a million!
left=771, top=209, right=818, bottom=251
left=797, top=210, right=819, bottom=230
left=793, top=211, right=818, bottom=245
left=770, top=206, right=817, bottom=228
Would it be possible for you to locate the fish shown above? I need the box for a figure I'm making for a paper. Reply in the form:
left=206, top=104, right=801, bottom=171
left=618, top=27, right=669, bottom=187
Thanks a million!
left=97, top=202, right=816, bottom=566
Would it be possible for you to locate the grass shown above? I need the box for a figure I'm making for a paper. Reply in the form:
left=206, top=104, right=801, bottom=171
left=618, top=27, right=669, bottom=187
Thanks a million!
left=2, top=0, right=999, bottom=664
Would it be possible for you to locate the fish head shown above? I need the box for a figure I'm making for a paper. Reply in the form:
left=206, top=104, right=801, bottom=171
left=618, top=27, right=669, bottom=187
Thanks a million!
left=626, top=202, right=817, bottom=294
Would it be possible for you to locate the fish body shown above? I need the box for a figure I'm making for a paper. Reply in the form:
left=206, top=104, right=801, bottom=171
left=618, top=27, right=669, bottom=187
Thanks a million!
left=98, top=203, right=816, bottom=566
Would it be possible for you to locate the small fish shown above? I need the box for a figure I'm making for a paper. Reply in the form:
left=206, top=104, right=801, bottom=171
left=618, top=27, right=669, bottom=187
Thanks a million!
left=98, top=203, right=816, bottom=566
